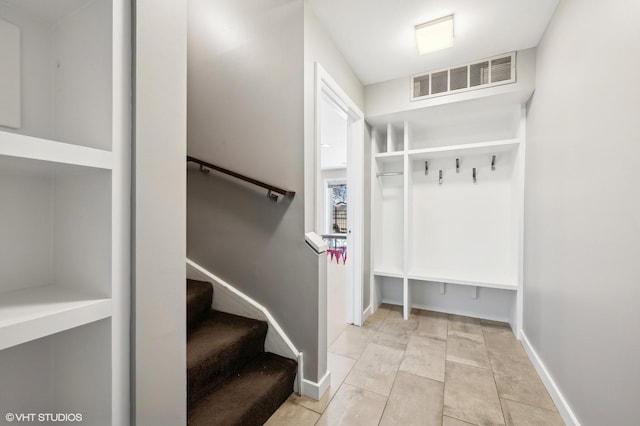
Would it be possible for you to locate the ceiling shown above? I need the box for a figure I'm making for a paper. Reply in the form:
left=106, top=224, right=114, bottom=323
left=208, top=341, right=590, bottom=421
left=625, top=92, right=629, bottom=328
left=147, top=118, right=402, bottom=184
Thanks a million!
left=309, top=0, right=559, bottom=86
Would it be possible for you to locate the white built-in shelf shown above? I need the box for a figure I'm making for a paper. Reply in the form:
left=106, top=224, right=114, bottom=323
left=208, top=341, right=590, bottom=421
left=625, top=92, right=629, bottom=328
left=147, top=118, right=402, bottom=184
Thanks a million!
left=0, top=131, right=113, bottom=170
left=407, top=271, right=517, bottom=291
left=408, top=139, right=520, bottom=160
left=374, top=151, right=404, bottom=159
left=374, top=139, right=520, bottom=162
left=373, top=269, right=404, bottom=279
left=0, top=285, right=111, bottom=351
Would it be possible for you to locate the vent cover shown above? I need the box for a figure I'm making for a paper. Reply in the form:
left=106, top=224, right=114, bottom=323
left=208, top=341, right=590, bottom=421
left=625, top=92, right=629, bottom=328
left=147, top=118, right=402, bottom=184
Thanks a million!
left=411, top=52, right=516, bottom=101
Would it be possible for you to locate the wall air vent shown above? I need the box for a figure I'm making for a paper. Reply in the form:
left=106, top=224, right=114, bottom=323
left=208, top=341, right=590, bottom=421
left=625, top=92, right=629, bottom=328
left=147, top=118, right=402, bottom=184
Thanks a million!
left=411, top=52, right=516, bottom=101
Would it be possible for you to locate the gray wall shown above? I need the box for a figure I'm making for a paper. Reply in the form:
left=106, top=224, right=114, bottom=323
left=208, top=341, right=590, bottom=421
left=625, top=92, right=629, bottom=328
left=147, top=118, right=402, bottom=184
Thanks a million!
left=133, top=0, right=187, bottom=424
left=186, top=0, right=323, bottom=382
left=524, top=0, right=640, bottom=424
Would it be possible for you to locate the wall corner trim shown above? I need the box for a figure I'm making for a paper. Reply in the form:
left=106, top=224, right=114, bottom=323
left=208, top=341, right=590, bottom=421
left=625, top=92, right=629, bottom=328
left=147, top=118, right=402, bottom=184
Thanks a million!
left=301, top=369, right=331, bottom=400
left=520, top=331, right=581, bottom=426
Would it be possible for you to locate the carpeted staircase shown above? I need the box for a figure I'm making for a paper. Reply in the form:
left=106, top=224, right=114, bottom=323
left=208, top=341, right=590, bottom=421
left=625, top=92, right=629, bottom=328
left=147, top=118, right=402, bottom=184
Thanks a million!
left=187, top=279, right=297, bottom=425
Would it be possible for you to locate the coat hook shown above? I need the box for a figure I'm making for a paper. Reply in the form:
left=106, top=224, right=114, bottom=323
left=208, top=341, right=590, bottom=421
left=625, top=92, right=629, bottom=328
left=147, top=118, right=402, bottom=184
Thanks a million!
left=491, top=155, right=496, bottom=171
left=439, top=170, right=443, bottom=185
left=456, top=158, right=460, bottom=173
left=473, top=167, right=477, bottom=183
left=424, top=161, right=428, bottom=175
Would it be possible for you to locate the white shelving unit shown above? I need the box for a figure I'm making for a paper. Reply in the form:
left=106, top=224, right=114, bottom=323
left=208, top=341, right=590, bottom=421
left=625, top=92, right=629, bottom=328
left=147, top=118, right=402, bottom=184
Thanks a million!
left=371, top=96, right=526, bottom=333
left=0, top=1, right=129, bottom=424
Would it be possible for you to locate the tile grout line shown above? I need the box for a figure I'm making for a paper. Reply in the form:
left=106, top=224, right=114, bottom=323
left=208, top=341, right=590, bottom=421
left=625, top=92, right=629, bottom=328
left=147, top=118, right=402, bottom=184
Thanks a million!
left=499, top=395, right=563, bottom=414
left=485, top=328, right=508, bottom=426
left=442, top=314, right=450, bottom=426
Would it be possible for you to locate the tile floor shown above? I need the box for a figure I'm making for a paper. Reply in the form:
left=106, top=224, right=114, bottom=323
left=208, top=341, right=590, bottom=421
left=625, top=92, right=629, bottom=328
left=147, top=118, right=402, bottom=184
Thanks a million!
left=266, top=304, right=565, bottom=426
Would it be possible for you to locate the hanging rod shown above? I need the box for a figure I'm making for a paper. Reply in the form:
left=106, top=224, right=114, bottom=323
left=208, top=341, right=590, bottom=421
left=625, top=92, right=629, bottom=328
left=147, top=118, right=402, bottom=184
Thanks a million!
left=376, top=171, right=404, bottom=177
left=187, top=155, right=295, bottom=201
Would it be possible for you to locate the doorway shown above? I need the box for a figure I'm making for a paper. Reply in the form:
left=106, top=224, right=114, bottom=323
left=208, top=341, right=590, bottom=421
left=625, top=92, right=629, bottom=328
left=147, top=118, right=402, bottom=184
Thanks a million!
left=315, top=63, right=365, bottom=346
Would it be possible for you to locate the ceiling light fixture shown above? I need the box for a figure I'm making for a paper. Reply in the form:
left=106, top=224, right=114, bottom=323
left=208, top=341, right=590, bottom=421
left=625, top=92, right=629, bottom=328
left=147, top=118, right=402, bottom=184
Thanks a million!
left=415, top=15, right=454, bottom=55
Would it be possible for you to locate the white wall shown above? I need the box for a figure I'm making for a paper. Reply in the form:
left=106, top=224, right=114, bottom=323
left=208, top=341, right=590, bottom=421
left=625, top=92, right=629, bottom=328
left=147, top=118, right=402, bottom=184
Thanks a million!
left=303, top=0, right=366, bottom=381
left=365, top=48, right=536, bottom=121
left=303, top=0, right=365, bottom=233
left=525, top=0, right=640, bottom=424
left=133, top=1, right=187, bottom=424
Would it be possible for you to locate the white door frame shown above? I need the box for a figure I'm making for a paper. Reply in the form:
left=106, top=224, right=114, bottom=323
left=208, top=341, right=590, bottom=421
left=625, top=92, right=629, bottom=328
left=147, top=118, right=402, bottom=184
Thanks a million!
left=314, top=62, right=365, bottom=326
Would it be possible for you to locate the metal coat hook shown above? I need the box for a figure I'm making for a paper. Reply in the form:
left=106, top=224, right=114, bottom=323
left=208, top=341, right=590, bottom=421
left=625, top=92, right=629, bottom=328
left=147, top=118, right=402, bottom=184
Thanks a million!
left=473, top=167, right=477, bottom=183
left=439, top=170, right=443, bottom=185
left=424, top=161, right=428, bottom=175
left=491, top=155, right=496, bottom=171
left=456, top=158, right=460, bottom=173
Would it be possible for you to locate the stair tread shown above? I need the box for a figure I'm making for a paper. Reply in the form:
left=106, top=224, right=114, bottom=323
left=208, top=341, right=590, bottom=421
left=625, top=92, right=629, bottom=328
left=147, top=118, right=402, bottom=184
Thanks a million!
left=187, top=310, right=267, bottom=369
left=188, top=352, right=297, bottom=426
left=187, top=310, right=268, bottom=407
left=187, top=279, right=213, bottom=333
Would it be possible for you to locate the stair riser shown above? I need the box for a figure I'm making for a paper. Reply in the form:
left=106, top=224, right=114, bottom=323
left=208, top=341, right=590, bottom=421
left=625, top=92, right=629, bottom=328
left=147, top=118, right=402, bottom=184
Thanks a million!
left=187, top=280, right=213, bottom=333
left=187, top=328, right=266, bottom=408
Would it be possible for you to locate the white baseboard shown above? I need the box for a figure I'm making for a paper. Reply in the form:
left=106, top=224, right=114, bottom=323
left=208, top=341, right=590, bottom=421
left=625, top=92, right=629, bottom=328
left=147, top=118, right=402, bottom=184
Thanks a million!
left=362, top=304, right=372, bottom=322
left=520, top=331, right=581, bottom=426
left=301, top=369, right=331, bottom=400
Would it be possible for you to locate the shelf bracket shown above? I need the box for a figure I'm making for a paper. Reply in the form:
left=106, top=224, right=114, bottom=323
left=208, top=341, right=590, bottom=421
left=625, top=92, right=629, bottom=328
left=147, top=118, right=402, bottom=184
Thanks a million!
left=199, top=164, right=210, bottom=174
left=439, top=282, right=446, bottom=295
left=456, top=158, right=460, bottom=173
left=471, top=286, right=478, bottom=299
left=491, top=155, right=496, bottom=171
left=424, top=161, right=428, bottom=175
left=439, top=170, right=443, bottom=185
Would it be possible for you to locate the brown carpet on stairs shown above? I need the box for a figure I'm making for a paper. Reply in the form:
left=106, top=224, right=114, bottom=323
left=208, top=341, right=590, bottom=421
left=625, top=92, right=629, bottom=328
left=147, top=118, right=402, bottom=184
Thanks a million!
left=186, top=279, right=297, bottom=425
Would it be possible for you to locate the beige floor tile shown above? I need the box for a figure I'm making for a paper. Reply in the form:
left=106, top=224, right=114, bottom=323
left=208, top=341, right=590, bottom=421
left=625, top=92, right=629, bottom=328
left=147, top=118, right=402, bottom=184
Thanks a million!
left=490, top=352, right=557, bottom=411
left=289, top=352, right=356, bottom=413
left=379, top=308, right=419, bottom=335
left=443, top=416, right=477, bottom=426
left=480, top=319, right=514, bottom=336
left=449, top=315, right=483, bottom=336
left=483, top=332, right=526, bottom=358
left=446, top=331, right=491, bottom=370
left=400, top=334, right=446, bottom=382
left=379, top=371, right=444, bottom=426
left=414, top=310, right=449, bottom=340
left=362, top=305, right=392, bottom=330
left=501, top=399, right=565, bottom=426
left=265, top=400, right=320, bottom=426
left=344, top=342, right=404, bottom=396
left=370, top=329, right=410, bottom=350
left=328, top=325, right=373, bottom=360
left=316, top=384, right=387, bottom=426
left=444, top=361, right=505, bottom=426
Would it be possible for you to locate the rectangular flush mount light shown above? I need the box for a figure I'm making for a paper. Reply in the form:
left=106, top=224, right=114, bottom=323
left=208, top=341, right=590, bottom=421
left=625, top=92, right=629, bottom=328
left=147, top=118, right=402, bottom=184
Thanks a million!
left=415, top=15, right=454, bottom=55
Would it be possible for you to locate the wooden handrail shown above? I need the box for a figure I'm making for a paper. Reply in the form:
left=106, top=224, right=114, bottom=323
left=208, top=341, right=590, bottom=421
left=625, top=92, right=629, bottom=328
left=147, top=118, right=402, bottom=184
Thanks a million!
left=187, top=155, right=295, bottom=201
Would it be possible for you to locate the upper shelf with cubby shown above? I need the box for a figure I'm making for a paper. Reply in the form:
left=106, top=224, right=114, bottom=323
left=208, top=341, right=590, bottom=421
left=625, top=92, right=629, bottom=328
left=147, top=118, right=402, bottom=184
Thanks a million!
left=0, top=0, right=114, bottom=151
